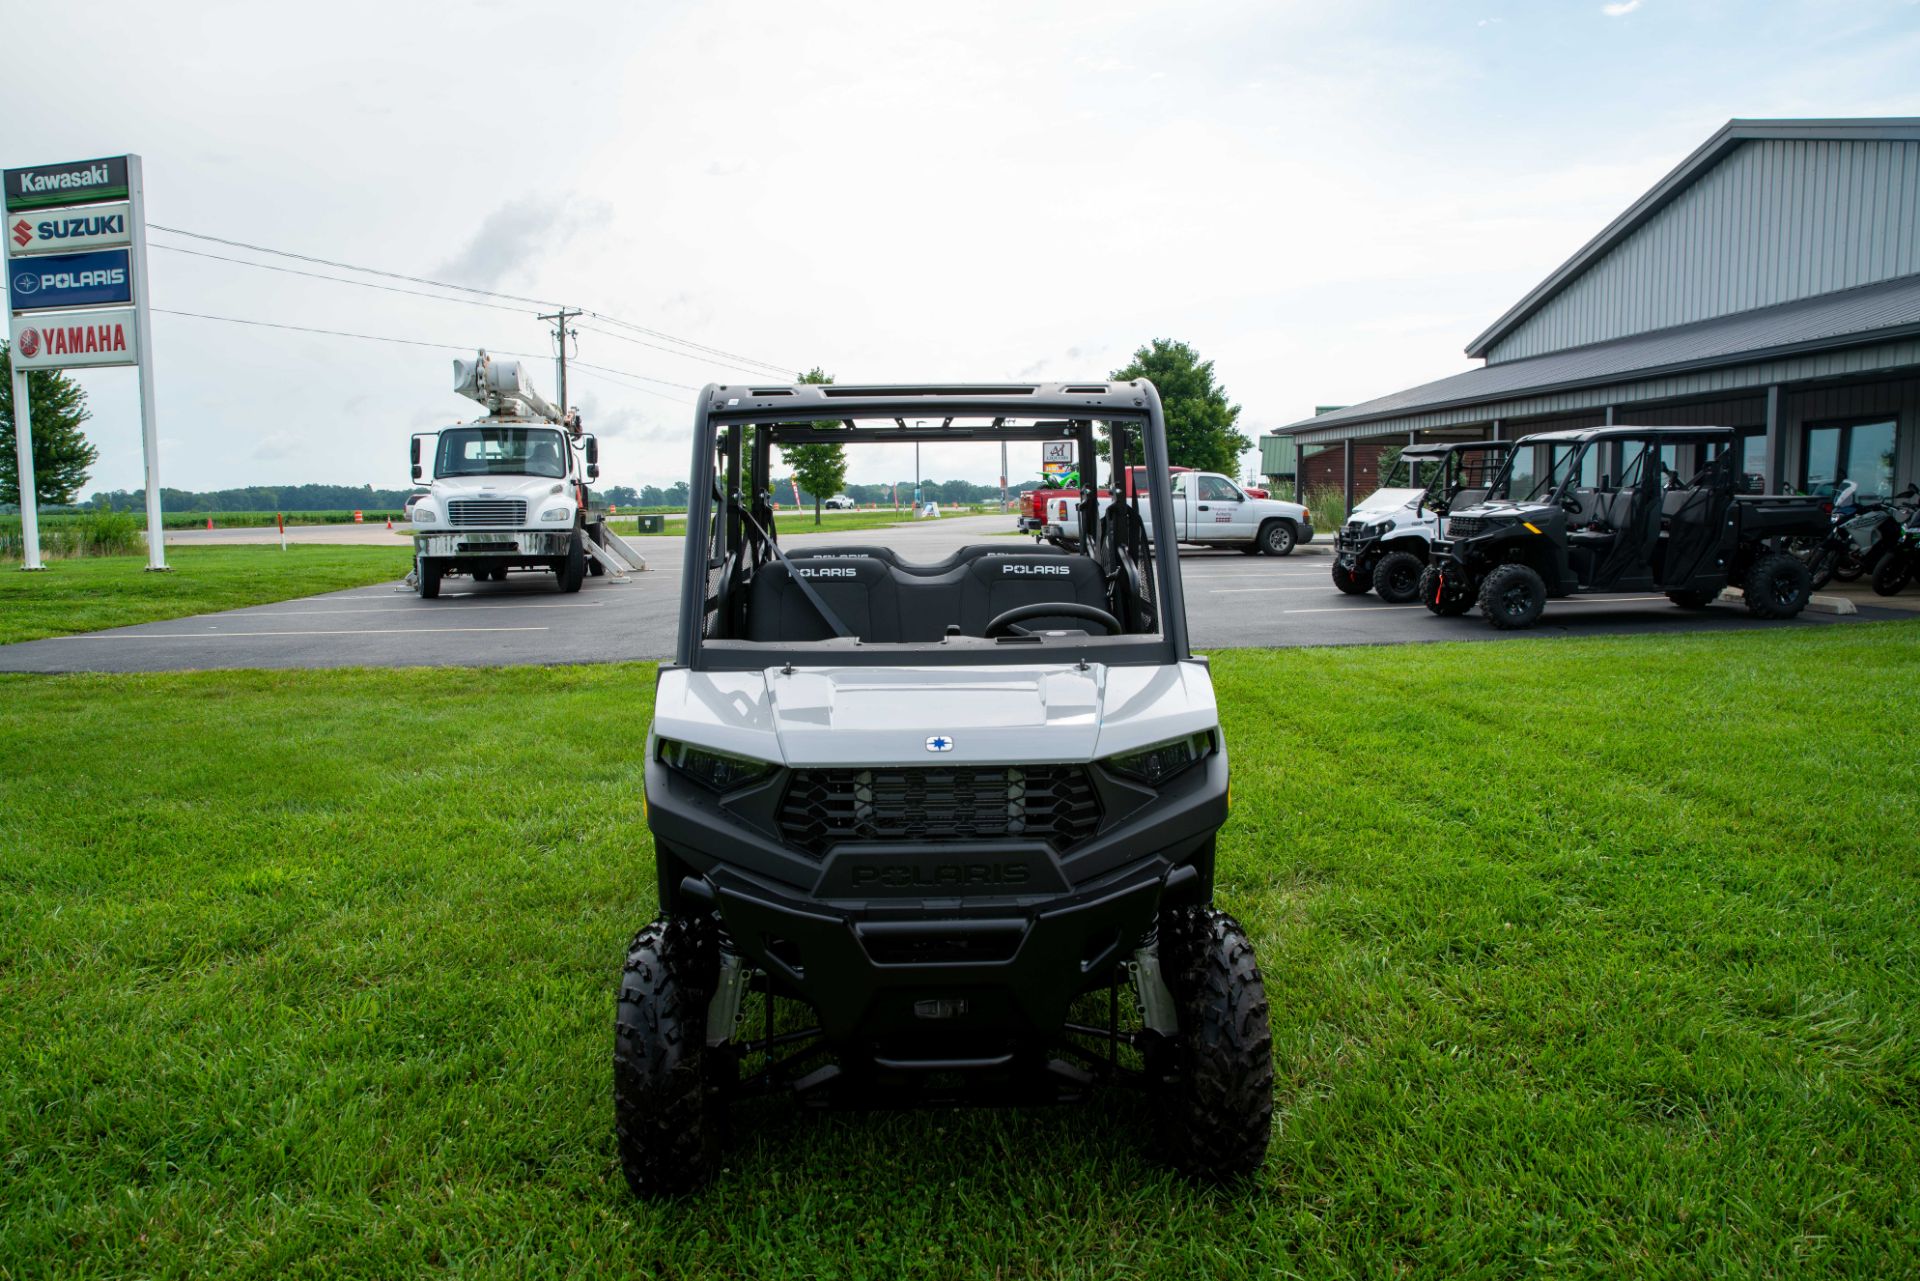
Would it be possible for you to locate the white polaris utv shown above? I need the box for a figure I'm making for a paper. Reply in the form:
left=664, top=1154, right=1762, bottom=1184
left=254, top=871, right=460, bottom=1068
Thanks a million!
left=616, top=382, right=1275, bottom=1197
left=1330, top=440, right=1510, bottom=602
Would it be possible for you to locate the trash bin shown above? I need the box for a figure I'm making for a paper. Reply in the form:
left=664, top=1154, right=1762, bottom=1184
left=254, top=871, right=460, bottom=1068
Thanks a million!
left=637, top=514, right=665, bottom=534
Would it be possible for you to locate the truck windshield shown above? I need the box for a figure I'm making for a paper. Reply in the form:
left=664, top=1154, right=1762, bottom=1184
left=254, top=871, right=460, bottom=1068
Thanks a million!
left=436, top=427, right=567, bottom=479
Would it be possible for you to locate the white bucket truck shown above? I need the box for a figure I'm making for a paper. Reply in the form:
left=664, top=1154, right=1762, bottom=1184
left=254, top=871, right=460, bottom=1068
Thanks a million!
left=407, top=351, right=639, bottom=597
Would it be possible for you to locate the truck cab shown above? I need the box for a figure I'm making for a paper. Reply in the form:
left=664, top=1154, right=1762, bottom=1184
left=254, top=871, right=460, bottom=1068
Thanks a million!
left=1042, top=469, right=1312, bottom=556
left=406, top=352, right=607, bottom=598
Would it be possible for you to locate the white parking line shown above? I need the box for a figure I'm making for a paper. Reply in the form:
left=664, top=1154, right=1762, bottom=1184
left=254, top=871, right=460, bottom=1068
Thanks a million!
left=71, top=626, right=551, bottom=640
left=246, top=602, right=607, bottom=616
left=1210, top=586, right=1344, bottom=594
left=1279, top=594, right=1672, bottom=616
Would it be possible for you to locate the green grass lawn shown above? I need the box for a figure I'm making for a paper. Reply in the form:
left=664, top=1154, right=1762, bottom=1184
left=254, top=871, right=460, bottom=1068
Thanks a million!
left=0, top=546, right=413, bottom=645
left=2, top=625, right=1917, bottom=1277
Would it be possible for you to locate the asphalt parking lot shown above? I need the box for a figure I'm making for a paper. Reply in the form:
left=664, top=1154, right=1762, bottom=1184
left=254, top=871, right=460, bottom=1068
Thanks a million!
left=0, top=514, right=1902, bottom=673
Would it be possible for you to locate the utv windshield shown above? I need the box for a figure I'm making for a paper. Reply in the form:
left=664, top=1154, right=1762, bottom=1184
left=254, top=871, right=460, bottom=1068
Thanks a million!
left=1491, top=441, right=1588, bottom=503
left=676, top=387, right=1188, bottom=670
left=436, top=427, right=568, bottom=479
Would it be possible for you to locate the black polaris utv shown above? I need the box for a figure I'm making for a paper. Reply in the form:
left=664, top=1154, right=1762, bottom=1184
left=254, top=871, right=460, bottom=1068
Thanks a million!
left=618, top=383, right=1273, bottom=1197
left=1330, top=440, right=1510, bottom=602
left=1425, top=425, right=1832, bottom=628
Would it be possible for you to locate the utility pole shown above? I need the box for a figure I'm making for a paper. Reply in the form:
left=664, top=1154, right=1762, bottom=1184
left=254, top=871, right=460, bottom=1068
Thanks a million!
left=1000, top=439, right=1009, bottom=509
left=539, top=307, right=580, bottom=418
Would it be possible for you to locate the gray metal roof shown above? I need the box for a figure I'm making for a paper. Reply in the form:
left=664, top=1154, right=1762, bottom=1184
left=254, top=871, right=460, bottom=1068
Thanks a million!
left=1276, top=272, right=1920, bottom=436
left=1465, top=118, right=1920, bottom=358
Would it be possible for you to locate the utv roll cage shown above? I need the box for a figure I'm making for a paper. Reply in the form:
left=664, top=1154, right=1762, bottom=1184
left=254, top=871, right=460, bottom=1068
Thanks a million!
left=674, top=382, right=1192, bottom=671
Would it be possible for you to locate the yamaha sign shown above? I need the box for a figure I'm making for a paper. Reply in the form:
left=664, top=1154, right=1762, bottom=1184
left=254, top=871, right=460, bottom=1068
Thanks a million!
left=9, top=308, right=137, bottom=369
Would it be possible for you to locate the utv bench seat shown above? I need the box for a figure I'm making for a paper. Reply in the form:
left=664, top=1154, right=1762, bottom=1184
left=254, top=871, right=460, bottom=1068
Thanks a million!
left=745, top=552, right=1112, bottom=644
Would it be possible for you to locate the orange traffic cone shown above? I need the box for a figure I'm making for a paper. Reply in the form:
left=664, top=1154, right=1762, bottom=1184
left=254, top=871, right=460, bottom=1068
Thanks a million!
left=386, top=518, right=393, bottom=531
left=206, top=517, right=213, bottom=530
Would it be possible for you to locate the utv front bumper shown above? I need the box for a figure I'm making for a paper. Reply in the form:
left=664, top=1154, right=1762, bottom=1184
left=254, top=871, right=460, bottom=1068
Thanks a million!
left=645, top=750, right=1228, bottom=1046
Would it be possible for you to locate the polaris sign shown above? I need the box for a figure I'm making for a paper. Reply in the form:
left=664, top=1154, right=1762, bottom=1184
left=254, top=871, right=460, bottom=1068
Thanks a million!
left=8, top=203, right=131, bottom=255
left=7, top=248, right=133, bottom=312
left=3, top=157, right=129, bottom=212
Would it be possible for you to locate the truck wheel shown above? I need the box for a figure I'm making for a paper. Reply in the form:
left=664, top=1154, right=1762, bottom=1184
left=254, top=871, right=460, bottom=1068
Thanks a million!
left=1257, top=520, right=1296, bottom=557
left=1870, top=553, right=1912, bottom=597
left=558, top=534, right=587, bottom=594
left=1331, top=562, right=1371, bottom=595
left=1478, top=563, right=1546, bottom=629
left=1666, top=588, right=1717, bottom=609
left=415, top=556, right=442, bottom=599
left=587, top=521, right=607, bottom=576
left=614, top=916, right=727, bottom=1199
left=1419, top=565, right=1474, bottom=617
left=1744, top=552, right=1813, bottom=617
left=1152, top=906, right=1274, bottom=1181
left=1372, top=551, right=1424, bottom=604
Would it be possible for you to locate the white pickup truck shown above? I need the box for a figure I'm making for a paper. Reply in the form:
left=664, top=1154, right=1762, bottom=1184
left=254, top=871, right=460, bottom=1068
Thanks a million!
left=406, top=351, right=611, bottom=598
left=1041, top=469, right=1313, bottom=555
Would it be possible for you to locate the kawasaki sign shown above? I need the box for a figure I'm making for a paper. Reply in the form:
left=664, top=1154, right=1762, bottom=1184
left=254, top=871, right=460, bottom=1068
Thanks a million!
left=4, top=157, right=129, bottom=212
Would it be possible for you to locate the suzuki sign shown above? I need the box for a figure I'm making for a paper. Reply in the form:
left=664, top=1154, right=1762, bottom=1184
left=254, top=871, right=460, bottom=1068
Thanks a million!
left=9, top=308, right=138, bottom=369
left=9, top=248, right=133, bottom=312
left=8, top=203, right=132, bottom=255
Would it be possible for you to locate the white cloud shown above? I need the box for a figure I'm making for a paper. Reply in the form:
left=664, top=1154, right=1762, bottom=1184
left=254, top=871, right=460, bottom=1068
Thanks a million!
left=1601, top=1, right=1642, bottom=15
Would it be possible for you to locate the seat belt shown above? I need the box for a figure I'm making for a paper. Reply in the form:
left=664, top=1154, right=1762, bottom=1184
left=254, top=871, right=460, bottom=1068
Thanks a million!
left=738, top=503, right=854, bottom=640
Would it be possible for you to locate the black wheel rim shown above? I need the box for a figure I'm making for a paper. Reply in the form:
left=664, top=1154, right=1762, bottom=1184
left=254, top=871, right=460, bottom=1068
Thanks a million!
left=1772, top=571, right=1799, bottom=602
left=1388, top=565, right=1417, bottom=595
left=1500, top=583, right=1532, bottom=617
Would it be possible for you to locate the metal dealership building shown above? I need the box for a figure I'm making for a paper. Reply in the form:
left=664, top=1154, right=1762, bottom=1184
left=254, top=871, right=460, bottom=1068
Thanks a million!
left=1270, top=118, right=1920, bottom=504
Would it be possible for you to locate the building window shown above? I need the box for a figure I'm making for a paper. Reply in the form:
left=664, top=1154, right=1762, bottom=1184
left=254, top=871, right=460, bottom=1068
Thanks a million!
left=1801, top=419, right=1897, bottom=498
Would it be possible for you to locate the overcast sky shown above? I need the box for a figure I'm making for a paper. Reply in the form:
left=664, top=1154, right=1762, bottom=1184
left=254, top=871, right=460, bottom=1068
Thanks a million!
left=5, top=0, right=1919, bottom=497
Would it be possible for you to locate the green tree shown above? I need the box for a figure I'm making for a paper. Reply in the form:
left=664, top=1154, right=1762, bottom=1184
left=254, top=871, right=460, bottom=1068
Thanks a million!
left=1, top=343, right=98, bottom=506
left=1108, top=339, right=1250, bottom=476
left=782, top=366, right=848, bottom=526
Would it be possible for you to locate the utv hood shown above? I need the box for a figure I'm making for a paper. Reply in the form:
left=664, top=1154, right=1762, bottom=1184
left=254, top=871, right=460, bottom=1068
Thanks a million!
left=652, top=662, right=1219, bottom=768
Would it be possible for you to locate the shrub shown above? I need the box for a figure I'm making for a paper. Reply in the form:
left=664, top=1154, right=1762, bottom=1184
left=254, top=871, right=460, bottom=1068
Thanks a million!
left=1304, top=487, right=1348, bottom=533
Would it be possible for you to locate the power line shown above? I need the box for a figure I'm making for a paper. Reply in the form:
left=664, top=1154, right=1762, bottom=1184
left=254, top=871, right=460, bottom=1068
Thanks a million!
left=148, top=242, right=538, bottom=316
left=151, top=306, right=693, bottom=403
left=147, top=221, right=798, bottom=376
left=574, top=323, right=784, bottom=379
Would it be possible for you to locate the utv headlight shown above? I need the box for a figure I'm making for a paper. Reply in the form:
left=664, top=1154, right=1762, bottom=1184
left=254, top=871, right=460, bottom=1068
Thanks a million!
left=1102, top=730, right=1214, bottom=786
left=657, top=738, right=775, bottom=792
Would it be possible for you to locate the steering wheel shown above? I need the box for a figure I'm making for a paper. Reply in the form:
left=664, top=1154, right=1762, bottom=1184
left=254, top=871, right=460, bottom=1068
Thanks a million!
left=985, top=602, right=1123, bottom=638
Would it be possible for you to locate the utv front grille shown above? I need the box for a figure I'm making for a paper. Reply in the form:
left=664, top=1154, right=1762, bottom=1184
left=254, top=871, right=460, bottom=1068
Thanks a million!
left=1447, top=515, right=1487, bottom=538
left=447, top=499, right=528, bottom=526
left=778, top=765, right=1101, bottom=859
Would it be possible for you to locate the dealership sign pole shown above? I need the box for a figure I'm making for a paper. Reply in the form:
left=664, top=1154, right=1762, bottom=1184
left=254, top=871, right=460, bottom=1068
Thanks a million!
left=4, top=154, right=165, bottom=570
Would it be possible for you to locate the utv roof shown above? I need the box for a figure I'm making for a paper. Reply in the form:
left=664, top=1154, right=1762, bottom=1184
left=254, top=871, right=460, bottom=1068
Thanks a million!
left=1400, top=439, right=1511, bottom=460
left=1515, top=424, right=1737, bottom=446
left=701, top=381, right=1156, bottom=426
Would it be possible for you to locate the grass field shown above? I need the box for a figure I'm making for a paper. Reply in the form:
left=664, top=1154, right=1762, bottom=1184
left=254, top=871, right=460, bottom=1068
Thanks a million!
left=0, top=545, right=412, bottom=645
left=2, top=625, right=1917, bottom=1277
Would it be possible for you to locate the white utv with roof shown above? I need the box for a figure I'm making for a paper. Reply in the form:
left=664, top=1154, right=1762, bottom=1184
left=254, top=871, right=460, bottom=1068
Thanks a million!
left=407, top=351, right=608, bottom=597
left=616, top=382, right=1274, bottom=1197
left=1330, top=441, right=1511, bottom=602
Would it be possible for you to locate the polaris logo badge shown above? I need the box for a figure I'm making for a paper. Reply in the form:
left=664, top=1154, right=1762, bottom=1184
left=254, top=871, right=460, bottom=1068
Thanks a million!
left=797, top=567, right=856, bottom=578
left=1003, top=563, right=1070, bottom=575
left=926, top=735, right=953, bottom=752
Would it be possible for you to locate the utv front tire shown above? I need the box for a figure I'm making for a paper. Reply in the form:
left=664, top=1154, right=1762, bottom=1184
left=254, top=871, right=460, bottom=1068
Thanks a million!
left=1154, top=906, right=1274, bottom=1181
left=614, top=917, right=724, bottom=1199
left=1372, top=551, right=1424, bottom=604
left=1479, top=563, right=1547, bottom=629
left=1331, top=562, right=1370, bottom=594
left=1419, top=565, right=1474, bottom=617
left=1743, top=552, right=1813, bottom=618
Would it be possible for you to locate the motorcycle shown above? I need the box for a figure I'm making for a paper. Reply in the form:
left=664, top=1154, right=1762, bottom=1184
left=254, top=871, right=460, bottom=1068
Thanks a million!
left=1805, top=483, right=1918, bottom=589
left=1870, top=501, right=1920, bottom=596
